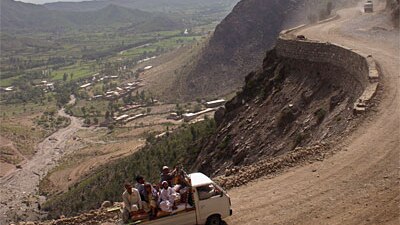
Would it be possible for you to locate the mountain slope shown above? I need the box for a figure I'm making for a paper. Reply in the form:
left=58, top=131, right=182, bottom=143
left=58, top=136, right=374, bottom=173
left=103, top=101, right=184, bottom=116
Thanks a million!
left=62, top=4, right=151, bottom=27
left=123, top=14, right=185, bottom=33
left=191, top=44, right=370, bottom=177
left=40, top=120, right=216, bottom=219
left=168, top=0, right=360, bottom=101
left=44, top=0, right=238, bottom=13
left=0, top=0, right=183, bottom=32
left=387, top=0, right=399, bottom=27
left=171, top=0, right=307, bottom=101
left=44, top=0, right=109, bottom=12
left=224, top=5, right=399, bottom=225
left=0, top=0, right=71, bottom=31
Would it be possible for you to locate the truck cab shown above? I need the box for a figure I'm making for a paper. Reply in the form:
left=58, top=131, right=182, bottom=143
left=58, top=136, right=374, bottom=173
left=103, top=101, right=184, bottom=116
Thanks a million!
left=125, top=172, right=232, bottom=225
left=191, top=173, right=232, bottom=225
left=364, top=0, right=374, bottom=13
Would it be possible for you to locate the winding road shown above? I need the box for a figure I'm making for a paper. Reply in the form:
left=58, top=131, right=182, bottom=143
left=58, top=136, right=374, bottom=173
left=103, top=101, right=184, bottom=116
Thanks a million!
left=1, top=3, right=398, bottom=225
left=227, top=3, right=399, bottom=225
left=0, top=97, right=83, bottom=223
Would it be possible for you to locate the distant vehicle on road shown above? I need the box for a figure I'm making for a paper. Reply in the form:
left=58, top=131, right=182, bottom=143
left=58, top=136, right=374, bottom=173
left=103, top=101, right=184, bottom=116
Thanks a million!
left=48, top=137, right=58, bottom=141
left=364, top=0, right=373, bottom=13
left=296, top=35, right=306, bottom=40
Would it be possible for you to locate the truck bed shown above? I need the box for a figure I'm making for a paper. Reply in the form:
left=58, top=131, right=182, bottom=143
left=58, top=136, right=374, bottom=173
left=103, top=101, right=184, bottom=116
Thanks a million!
left=128, top=203, right=196, bottom=225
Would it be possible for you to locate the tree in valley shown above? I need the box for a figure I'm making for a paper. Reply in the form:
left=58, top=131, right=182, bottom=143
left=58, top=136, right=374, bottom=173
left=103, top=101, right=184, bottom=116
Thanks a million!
left=105, top=111, right=110, bottom=119
left=63, top=73, right=68, bottom=82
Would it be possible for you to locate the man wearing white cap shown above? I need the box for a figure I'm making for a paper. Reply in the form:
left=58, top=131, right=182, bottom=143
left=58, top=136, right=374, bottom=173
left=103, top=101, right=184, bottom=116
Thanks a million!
left=122, top=182, right=144, bottom=223
left=159, top=181, right=180, bottom=212
left=160, top=165, right=174, bottom=185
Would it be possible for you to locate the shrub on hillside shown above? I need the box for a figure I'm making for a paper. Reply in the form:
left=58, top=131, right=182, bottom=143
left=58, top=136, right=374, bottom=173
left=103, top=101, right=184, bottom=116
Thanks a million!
left=42, top=118, right=216, bottom=219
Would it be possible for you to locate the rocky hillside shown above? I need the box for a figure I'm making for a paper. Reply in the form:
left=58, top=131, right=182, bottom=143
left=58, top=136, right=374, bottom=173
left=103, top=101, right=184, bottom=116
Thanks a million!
left=0, top=0, right=183, bottom=32
left=191, top=44, right=371, bottom=177
left=171, top=0, right=359, bottom=101
left=172, top=0, right=306, bottom=101
left=44, top=0, right=238, bottom=13
left=35, top=35, right=377, bottom=223
left=387, top=0, right=399, bottom=27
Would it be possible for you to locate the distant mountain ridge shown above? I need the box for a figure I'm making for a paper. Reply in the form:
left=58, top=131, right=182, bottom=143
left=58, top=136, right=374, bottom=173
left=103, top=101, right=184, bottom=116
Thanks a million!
left=0, top=0, right=185, bottom=32
left=44, top=0, right=238, bottom=12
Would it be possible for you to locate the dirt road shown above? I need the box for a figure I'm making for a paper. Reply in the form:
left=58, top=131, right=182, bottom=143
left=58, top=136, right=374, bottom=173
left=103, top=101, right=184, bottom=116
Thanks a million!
left=226, top=4, right=399, bottom=225
left=0, top=103, right=83, bottom=223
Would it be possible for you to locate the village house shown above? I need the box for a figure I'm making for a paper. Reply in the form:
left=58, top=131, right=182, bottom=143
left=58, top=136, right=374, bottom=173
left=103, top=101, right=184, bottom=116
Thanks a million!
left=5, top=86, right=14, bottom=92
left=80, top=83, right=92, bottom=89
left=143, top=65, right=153, bottom=71
left=0, top=86, right=14, bottom=93
left=204, top=99, right=226, bottom=108
left=182, top=108, right=217, bottom=122
left=92, top=95, right=103, bottom=100
left=167, top=112, right=181, bottom=120
left=119, top=104, right=141, bottom=112
left=124, top=113, right=145, bottom=123
left=114, top=114, right=129, bottom=122
left=44, top=82, right=55, bottom=91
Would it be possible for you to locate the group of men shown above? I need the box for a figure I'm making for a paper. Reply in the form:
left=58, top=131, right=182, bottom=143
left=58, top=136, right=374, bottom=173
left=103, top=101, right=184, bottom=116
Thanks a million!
left=122, top=165, right=192, bottom=223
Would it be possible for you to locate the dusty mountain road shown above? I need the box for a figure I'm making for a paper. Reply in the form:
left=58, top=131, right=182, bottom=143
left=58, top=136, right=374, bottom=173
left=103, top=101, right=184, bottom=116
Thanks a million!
left=0, top=103, right=84, bottom=223
left=226, top=5, right=399, bottom=225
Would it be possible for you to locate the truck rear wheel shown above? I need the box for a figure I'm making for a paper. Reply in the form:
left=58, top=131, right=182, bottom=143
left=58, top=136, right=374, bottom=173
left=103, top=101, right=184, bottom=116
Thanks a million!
left=206, top=215, right=221, bottom=225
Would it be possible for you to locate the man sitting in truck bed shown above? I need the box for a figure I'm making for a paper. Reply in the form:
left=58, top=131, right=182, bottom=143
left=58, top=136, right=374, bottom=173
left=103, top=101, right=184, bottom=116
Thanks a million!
left=159, top=181, right=180, bottom=212
left=122, top=182, right=146, bottom=223
left=135, top=175, right=147, bottom=200
left=172, top=166, right=192, bottom=204
left=160, top=166, right=174, bottom=185
left=144, top=183, right=158, bottom=219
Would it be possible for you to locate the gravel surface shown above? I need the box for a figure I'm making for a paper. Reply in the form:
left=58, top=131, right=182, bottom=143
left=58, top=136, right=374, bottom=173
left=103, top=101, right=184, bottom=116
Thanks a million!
left=0, top=97, right=84, bottom=224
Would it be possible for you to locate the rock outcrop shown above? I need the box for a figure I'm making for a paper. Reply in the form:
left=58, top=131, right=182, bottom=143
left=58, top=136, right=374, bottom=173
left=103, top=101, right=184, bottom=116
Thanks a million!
left=10, top=203, right=123, bottom=225
left=174, top=0, right=308, bottom=101
left=387, top=0, right=399, bottom=27
left=192, top=29, right=379, bottom=177
left=173, top=0, right=360, bottom=101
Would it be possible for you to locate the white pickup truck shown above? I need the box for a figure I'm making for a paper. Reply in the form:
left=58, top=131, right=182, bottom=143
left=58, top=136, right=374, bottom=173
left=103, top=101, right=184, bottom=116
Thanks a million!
left=126, top=173, right=232, bottom=225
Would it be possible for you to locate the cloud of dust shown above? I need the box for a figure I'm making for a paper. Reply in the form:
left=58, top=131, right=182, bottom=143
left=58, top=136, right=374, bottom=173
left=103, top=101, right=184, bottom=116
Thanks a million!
left=283, top=0, right=363, bottom=29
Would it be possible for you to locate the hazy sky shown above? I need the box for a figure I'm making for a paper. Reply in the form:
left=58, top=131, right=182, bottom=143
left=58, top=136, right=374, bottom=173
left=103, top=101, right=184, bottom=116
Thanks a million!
left=19, top=0, right=87, bottom=4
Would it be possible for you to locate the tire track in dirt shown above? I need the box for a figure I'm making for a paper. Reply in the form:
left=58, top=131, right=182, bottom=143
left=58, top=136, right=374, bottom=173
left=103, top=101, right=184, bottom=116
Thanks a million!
left=226, top=4, right=399, bottom=225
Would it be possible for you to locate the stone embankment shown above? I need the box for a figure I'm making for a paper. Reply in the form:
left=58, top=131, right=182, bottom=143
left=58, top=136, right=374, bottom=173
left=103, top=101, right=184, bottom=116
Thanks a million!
left=11, top=202, right=122, bottom=225
left=213, top=19, right=381, bottom=190
left=276, top=23, right=380, bottom=114
left=215, top=143, right=332, bottom=189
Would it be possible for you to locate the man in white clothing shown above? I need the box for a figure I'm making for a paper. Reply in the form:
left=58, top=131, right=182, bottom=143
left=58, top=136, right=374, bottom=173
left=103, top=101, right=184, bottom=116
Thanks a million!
left=122, top=183, right=144, bottom=223
left=159, top=181, right=180, bottom=212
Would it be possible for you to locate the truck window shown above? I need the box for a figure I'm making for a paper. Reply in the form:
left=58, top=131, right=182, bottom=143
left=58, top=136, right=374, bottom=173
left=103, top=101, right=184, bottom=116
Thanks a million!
left=197, top=184, right=221, bottom=200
